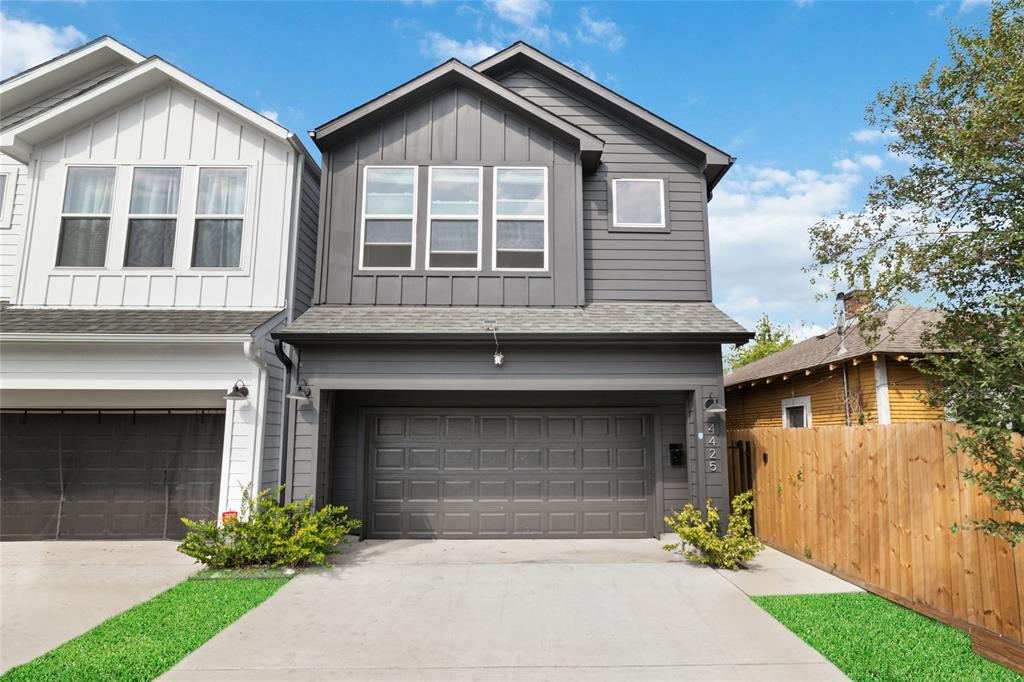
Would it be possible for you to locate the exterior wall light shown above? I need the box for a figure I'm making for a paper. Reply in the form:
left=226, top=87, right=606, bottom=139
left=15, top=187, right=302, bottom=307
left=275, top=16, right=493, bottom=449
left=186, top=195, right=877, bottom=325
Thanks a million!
left=486, top=320, right=504, bottom=368
left=286, top=379, right=313, bottom=402
left=224, top=381, right=249, bottom=401
left=704, top=397, right=727, bottom=414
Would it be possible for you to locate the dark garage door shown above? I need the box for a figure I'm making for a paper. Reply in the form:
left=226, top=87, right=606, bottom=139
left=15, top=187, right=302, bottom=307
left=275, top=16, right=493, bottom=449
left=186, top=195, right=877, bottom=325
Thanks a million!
left=0, top=412, right=224, bottom=540
left=366, top=409, right=656, bottom=538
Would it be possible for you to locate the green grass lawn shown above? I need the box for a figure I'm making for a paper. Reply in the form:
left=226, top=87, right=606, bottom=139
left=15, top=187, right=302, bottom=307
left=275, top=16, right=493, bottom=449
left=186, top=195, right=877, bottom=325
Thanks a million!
left=753, top=592, right=1022, bottom=681
left=1, top=575, right=288, bottom=682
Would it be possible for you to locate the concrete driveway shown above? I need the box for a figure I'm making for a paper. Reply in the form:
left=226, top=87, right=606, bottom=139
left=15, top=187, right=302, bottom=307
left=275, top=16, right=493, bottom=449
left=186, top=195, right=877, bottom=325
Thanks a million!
left=165, top=539, right=846, bottom=681
left=0, top=541, right=197, bottom=673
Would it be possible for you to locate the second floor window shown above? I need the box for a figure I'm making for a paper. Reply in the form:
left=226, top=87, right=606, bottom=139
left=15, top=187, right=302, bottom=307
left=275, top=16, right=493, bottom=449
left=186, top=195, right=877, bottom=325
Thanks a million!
left=612, top=178, right=665, bottom=229
left=361, top=166, right=416, bottom=269
left=193, top=167, right=246, bottom=268
left=125, top=167, right=181, bottom=267
left=57, top=166, right=116, bottom=267
left=428, top=167, right=481, bottom=270
left=494, top=167, right=547, bottom=270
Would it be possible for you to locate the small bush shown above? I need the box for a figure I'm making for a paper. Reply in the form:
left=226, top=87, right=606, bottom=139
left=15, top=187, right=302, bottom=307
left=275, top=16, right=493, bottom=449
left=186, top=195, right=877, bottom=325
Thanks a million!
left=177, top=485, right=362, bottom=569
left=663, top=491, right=764, bottom=570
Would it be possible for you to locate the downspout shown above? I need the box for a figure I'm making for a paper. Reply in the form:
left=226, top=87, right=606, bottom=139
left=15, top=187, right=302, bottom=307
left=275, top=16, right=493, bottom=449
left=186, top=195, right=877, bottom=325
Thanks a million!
left=244, top=339, right=269, bottom=499
left=274, top=338, right=295, bottom=503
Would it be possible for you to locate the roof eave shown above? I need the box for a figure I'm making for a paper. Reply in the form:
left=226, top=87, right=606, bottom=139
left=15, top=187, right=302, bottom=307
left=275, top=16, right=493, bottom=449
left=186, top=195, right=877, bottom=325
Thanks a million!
left=273, top=330, right=753, bottom=345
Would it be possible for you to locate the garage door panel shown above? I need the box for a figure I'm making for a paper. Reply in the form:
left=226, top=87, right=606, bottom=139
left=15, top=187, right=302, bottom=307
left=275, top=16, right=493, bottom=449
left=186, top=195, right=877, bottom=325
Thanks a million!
left=1, top=413, right=223, bottom=541
left=365, top=410, right=656, bottom=539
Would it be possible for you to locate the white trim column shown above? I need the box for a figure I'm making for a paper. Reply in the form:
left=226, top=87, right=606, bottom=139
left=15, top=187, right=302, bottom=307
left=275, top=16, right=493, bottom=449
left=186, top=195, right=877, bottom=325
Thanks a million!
left=874, top=355, right=892, bottom=425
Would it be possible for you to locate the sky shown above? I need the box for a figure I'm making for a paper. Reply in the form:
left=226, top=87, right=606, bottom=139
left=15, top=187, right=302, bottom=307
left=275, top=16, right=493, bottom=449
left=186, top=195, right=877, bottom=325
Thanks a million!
left=0, top=0, right=991, bottom=339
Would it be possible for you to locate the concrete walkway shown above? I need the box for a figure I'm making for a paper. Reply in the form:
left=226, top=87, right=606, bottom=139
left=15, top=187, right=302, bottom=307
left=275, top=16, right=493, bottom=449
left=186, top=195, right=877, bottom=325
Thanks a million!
left=716, top=546, right=862, bottom=597
left=164, top=539, right=847, bottom=681
left=0, top=541, right=197, bottom=673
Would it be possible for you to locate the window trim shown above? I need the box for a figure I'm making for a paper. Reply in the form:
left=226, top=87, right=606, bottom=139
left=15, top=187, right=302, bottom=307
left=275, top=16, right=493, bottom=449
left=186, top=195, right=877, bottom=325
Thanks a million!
left=0, top=169, right=15, bottom=229
left=610, top=177, right=668, bottom=231
left=781, top=396, right=812, bottom=428
left=426, top=165, right=483, bottom=272
left=190, top=165, right=248, bottom=270
left=55, top=164, right=117, bottom=269
left=492, top=166, right=549, bottom=272
left=358, top=165, right=418, bottom=272
left=124, top=166, right=182, bottom=268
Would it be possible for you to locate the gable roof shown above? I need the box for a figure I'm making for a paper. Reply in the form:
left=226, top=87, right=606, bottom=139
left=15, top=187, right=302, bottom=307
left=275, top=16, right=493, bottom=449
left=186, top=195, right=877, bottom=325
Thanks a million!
left=0, top=37, right=318, bottom=171
left=474, top=42, right=735, bottom=192
left=724, top=305, right=946, bottom=387
left=275, top=302, right=752, bottom=343
left=311, top=58, right=604, bottom=171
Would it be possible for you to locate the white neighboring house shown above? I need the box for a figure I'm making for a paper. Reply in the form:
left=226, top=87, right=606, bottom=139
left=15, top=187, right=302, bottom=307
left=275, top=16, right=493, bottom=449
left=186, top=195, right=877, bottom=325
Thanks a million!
left=0, top=36, right=320, bottom=540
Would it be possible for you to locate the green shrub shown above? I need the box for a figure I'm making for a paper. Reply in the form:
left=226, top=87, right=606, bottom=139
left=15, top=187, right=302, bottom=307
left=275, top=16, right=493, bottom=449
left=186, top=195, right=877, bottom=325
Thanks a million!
left=177, top=485, right=362, bottom=569
left=663, top=491, right=764, bottom=570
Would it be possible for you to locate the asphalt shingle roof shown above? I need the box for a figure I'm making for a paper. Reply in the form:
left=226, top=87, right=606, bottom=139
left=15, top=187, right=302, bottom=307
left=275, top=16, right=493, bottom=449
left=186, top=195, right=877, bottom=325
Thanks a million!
left=277, top=302, right=751, bottom=340
left=0, top=63, right=133, bottom=131
left=724, top=305, right=945, bottom=386
left=0, top=307, right=283, bottom=336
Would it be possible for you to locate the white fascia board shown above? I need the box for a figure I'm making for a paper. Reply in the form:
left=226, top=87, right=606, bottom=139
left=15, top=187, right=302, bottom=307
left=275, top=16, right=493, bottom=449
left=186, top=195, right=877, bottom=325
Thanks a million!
left=0, top=333, right=253, bottom=343
left=1, top=58, right=306, bottom=162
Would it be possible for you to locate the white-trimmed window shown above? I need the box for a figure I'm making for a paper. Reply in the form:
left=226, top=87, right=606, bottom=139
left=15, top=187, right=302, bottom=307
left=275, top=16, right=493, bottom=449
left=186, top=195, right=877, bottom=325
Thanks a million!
left=427, top=166, right=481, bottom=270
left=57, top=166, right=116, bottom=267
left=0, top=172, right=12, bottom=227
left=125, top=167, right=181, bottom=268
left=493, top=167, right=547, bottom=270
left=781, top=396, right=812, bottom=428
left=192, top=167, right=246, bottom=268
left=360, top=166, right=417, bottom=269
left=611, top=178, right=665, bottom=229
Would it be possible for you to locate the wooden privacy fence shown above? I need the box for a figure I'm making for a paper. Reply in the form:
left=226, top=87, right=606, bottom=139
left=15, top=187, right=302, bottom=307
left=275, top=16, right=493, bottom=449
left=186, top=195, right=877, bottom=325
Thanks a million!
left=728, top=421, right=1024, bottom=669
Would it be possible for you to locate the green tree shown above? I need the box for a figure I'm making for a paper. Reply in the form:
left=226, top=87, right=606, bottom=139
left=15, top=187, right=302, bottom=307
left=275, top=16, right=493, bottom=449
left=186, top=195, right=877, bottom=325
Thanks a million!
left=807, top=1, right=1024, bottom=543
left=726, top=314, right=794, bottom=371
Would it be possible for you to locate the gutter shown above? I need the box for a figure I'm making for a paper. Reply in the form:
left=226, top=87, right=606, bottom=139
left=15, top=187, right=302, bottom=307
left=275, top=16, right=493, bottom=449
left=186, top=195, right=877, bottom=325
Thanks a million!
left=0, top=333, right=254, bottom=343
left=271, top=331, right=755, bottom=345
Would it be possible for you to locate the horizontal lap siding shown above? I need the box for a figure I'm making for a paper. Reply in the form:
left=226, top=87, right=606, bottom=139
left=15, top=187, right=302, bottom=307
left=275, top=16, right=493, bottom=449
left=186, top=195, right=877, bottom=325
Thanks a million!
left=322, top=84, right=581, bottom=307
left=887, top=362, right=945, bottom=422
left=292, top=164, right=321, bottom=316
left=499, top=70, right=710, bottom=303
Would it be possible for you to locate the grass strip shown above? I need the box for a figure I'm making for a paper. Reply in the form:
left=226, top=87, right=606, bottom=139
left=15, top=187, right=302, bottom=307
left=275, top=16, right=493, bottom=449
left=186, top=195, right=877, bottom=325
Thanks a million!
left=753, top=592, right=1021, bottom=681
left=1, top=576, right=288, bottom=682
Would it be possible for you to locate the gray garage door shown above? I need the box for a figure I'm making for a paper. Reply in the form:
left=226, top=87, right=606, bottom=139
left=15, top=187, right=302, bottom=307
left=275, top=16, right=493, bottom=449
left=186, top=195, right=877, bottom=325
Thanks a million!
left=0, top=412, right=224, bottom=540
left=366, top=409, right=656, bottom=538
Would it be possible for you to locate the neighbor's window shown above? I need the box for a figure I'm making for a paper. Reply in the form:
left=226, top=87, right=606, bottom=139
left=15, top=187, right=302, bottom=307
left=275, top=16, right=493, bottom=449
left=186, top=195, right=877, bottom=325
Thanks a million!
left=57, top=166, right=116, bottom=267
left=125, top=167, right=181, bottom=267
left=781, top=396, right=812, bottom=428
left=612, top=178, right=665, bottom=229
left=361, top=166, right=417, bottom=269
left=428, top=166, right=481, bottom=269
left=192, top=167, right=246, bottom=268
left=0, top=173, right=9, bottom=225
left=494, top=167, right=547, bottom=270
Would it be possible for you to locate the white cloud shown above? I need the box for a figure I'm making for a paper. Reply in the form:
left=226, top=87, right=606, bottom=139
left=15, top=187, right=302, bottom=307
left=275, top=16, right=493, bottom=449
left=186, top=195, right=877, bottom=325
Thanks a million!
left=959, top=0, right=990, bottom=13
left=0, top=12, right=87, bottom=79
left=486, top=0, right=556, bottom=45
left=576, top=7, right=625, bottom=51
left=566, top=60, right=597, bottom=80
left=259, top=109, right=279, bottom=122
left=422, top=31, right=500, bottom=62
left=856, top=153, right=883, bottom=170
left=850, top=128, right=896, bottom=144
left=833, top=158, right=859, bottom=172
left=709, top=164, right=863, bottom=331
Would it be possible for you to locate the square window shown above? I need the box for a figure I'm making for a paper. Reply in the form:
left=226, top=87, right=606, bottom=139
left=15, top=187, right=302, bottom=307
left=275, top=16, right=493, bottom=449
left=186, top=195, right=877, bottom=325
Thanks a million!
left=781, top=396, right=812, bottom=428
left=612, top=178, right=665, bottom=228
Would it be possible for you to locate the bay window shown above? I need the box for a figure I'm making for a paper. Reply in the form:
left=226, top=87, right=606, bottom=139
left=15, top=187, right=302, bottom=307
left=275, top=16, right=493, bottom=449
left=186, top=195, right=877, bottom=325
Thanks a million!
left=57, top=166, right=116, bottom=267
left=361, top=166, right=417, bottom=269
left=125, top=167, right=181, bottom=267
left=427, top=166, right=481, bottom=270
left=494, top=167, right=547, bottom=270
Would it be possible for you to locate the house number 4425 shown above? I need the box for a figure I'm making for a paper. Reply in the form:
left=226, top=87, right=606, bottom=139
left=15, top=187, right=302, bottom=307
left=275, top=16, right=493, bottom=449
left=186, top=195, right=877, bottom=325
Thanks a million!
left=705, top=421, right=718, bottom=472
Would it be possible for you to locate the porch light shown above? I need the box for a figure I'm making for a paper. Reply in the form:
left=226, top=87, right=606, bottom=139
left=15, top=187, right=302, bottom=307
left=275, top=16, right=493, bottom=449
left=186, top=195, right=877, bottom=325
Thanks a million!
left=286, top=379, right=312, bottom=402
left=224, top=381, right=249, bottom=401
left=703, top=397, right=727, bottom=414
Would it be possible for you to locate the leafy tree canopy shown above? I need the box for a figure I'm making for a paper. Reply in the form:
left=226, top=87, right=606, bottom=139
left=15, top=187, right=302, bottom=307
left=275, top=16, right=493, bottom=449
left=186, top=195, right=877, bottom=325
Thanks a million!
left=807, top=0, right=1024, bottom=543
left=726, top=314, right=794, bottom=371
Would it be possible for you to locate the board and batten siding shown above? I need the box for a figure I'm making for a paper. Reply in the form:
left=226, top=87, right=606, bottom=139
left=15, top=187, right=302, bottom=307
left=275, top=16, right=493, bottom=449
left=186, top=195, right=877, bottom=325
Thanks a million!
left=317, top=84, right=583, bottom=307
left=17, top=83, right=298, bottom=309
left=497, top=69, right=711, bottom=303
left=0, top=153, right=29, bottom=300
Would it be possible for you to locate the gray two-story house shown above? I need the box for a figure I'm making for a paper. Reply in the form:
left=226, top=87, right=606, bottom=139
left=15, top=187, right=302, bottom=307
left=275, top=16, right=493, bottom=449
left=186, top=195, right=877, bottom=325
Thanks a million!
left=273, top=43, right=750, bottom=538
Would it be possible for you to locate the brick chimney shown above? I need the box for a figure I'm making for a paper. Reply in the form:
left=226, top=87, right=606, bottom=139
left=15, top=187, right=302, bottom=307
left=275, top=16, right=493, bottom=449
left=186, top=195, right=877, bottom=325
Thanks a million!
left=837, top=290, right=871, bottom=320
